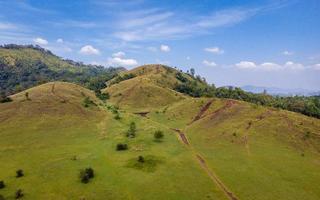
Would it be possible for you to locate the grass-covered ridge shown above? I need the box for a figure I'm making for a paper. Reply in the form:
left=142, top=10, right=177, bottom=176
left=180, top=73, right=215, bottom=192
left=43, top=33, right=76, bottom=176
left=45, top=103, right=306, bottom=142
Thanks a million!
left=0, top=65, right=320, bottom=199
left=0, top=44, right=123, bottom=96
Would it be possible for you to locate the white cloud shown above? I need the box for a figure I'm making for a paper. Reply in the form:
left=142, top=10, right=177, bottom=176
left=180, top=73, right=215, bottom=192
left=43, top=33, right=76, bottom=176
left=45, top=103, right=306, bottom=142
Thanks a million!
left=0, top=22, right=17, bottom=30
left=312, top=64, right=320, bottom=70
left=235, top=61, right=257, bottom=69
left=197, top=9, right=256, bottom=28
left=56, top=38, right=63, bottom=43
left=107, top=50, right=138, bottom=67
left=160, top=44, right=170, bottom=52
left=284, top=61, right=304, bottom=70
left=147, top=46, right=157, bottom=52
left=186, top=56, right=190, bottom=60
left=107, top=57, right=138, bottom=67
left=235, top=61, right=306, bottom=71
left=112, top=51, right=126, bottom=58
left=282, top=50, right=293, bottom=56
left=204, top=47, right=224, bottom=54
left=33, top=37, right=48, bottom=45
left=260, top=62, right=282, bottom=71
left=79, top=45, right=100, bottom=55
left=203, top=60, right=217, bottom=67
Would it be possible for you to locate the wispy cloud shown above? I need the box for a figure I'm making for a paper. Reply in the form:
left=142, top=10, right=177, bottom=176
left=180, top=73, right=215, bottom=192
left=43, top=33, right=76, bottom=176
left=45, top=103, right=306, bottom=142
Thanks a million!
left=235, top=61, right=309, bottom=71
left=205, top=47, right=224, bottom=54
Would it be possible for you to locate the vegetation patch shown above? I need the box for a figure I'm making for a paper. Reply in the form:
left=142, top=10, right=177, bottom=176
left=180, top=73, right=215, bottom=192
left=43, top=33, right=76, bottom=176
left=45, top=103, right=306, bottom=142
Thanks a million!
left=79, top=167, right=95, bottom=184
left=83, top=97, right=96, bottom=107
left=126, top=155, right=163, bottom=172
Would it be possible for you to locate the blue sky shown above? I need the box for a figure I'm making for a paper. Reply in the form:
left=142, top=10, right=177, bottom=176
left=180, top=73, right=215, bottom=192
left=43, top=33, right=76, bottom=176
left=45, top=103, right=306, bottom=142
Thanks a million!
left=1, top=0, right=320, bottom=90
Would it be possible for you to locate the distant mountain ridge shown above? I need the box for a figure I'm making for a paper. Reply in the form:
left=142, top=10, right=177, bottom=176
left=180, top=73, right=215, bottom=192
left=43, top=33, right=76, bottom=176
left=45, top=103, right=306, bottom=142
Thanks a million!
left=241, top=85, right=320, bottom=96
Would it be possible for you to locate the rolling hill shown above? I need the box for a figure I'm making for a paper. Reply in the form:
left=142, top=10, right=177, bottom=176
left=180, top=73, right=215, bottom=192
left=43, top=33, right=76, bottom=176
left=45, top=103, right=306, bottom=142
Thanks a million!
left=0, top=44, right=123, bottom=95
left=0, top=65, right=320, bottom=200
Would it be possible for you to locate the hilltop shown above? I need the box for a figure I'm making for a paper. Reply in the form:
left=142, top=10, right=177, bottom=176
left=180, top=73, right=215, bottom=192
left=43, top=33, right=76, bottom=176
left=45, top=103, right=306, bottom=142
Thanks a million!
left=0, top=44, right=123, bottom=95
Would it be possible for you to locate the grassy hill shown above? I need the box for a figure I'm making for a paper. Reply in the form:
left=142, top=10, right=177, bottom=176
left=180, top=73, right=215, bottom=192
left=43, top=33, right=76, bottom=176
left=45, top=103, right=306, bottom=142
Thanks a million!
left=0, top=65, right=320, bottom=199
left=0, top=44, right=123, bottom=95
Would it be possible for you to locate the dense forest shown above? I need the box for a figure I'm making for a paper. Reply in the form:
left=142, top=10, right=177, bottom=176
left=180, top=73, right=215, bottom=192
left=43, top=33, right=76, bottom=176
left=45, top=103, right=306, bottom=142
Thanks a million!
left=174, top=70, right=320, bottom=119
left=0, top=44, right=124, bottom=95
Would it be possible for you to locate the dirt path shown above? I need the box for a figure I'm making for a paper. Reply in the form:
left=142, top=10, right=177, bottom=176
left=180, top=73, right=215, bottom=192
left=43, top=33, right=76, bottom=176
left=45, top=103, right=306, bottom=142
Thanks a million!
left=170, top=99, right=240, bottom=200
left=188, top=99, right=214, bottom=124
left=172, top=127, right=239, bottom=200
left=171, top=128, right=190, bottom=145
left=196, top=154, right=239, bottom=200
left=209, top=100, right=238, bottom=119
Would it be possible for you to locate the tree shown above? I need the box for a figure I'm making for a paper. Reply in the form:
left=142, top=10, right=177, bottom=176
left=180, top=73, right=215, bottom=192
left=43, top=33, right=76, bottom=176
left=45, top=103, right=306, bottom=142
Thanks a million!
left=0, top=181, right=5, bottom=189
left=138, top=156, right=145, bottom=163
left=79, top=168, right=95, bottom=183
left=25, top=92, right=29, bottom=100
left=116, top=143, right=128, bottom=151
left=127, top=122, right=136, bottom=138
left=154, top=130, right=164, bottom=140
left=15, top=189, right=23, bottom=199
left=16, top=169, right=24, bottom=178
left=190, top=68, right=195, bottom=77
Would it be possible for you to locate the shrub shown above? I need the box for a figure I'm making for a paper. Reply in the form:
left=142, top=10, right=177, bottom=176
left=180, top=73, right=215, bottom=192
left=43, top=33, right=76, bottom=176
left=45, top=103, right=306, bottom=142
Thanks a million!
left=138, top=156, right=145, bottom=163
left=114, top=113, right=121, bottom=120
left=0, top=180, right=5, bottom=189
left=0, top=92, right=12, bottom=103
left=83, top=97, right=96, bottom=107
left=79, top=168, right=95, bottom=184
left=16, top=169, right=24, bottom=178
left=15, top=189, right=23, bottom=199
left=154, top=130, right=164, bottom=140
left=25, top=92, right=29, bottom=100
left=116, top=143, right=128, bottom=151
left=95, top=90, right=109, bottom=101
left=85, top=168, right=94, bottom=179
left=127, top=122, right=136, bottom=138
left=0, top=194, right=4, bottom=200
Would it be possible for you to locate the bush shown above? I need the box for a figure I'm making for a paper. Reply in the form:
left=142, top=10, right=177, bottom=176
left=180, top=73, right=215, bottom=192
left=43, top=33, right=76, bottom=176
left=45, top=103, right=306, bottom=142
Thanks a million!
left=0, top=181, right=5, bottom=189
left=126, top=122, right=136, bottom=138
left=116, top=143, right=128, bottom=151
left=16, top=169, right=24, bottom=178
left=95, top=90, right=109, bottom=101
left=80, top=167, right=95, bottom=184
left=83, top=97, right=96, bottom=107
left=15, top=189, right=23, bottom=199
left=0, top=194, right=4, bottom=200
left=0, top=92, right=12, bottom=103
left=138, top=156, right=145, bottom=163
left=114, top=113, right=121, bottom=120
left=154, top=130, right=164, bottom=140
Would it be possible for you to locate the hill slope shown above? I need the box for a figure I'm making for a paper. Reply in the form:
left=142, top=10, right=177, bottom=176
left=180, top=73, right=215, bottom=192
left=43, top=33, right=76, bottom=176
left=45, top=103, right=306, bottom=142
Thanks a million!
left=0, top=65, right=320, bottom=200
left=0, top=44, right=123, bottom=95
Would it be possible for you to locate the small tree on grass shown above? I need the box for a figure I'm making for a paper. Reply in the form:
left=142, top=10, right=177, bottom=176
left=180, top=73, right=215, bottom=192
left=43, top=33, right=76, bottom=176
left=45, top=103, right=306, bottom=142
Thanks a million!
left=15, top=189, right=23, bottom=199
left=154, top=130, right=164, bottom=141
left=80, top=167, right=95, bottom=184
left=0, top=180, right=5, bottom=189
left=138, top=156, right=145, bottom=163
left=25, top=92, right=30, bottom=100
left=114, top=113, right=121, bottom=120
left=16, top=169, right=24, bottom=178
left=116, top=143, right=128, bottom=151
left=127, top=122, right=136, bottom=138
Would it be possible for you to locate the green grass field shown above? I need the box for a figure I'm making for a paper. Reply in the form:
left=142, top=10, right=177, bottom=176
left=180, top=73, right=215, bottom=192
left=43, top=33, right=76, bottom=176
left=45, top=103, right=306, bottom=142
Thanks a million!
left=1, top=66, right=320, bottom=199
